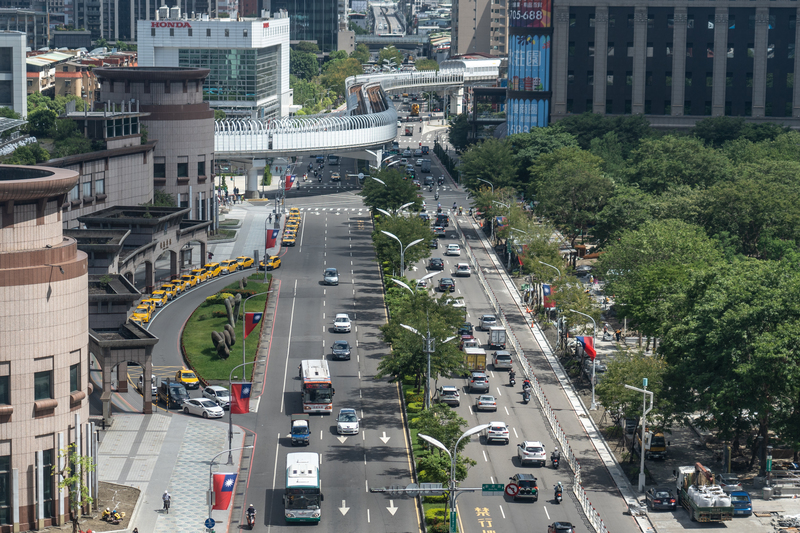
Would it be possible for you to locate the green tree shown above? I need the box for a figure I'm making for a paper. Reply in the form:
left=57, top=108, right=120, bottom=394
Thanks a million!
left=359, top=167, right=421, bottom=212
left=447, top=113, right=470, bottom=152
left=0, top=107, right=20, bottom=119
left=595, top=351, right=669, bottom=428
left=294, top=41, right=319, bottom=53
left=28, top=107, right=57, bottom=137
left=597, top=219, right=722, bottom=339
left=349, top=20, right=369, bottom=35
left=555, top=112, right=652, bottom=156
left=458, top=138, right=517, bottom=190
left=692, top=116, right=747, bottom=148
left=290, top=75, right=323, bottom=107
left=415, top=59, right=439, bottom=71
left=53, top=443, right=95, bottom=533
left=506, top=127, right=578, bottom=185
left=5, top=144, right=49, bottom=164
left=593, top=185, right=658, bottom=246
left=588, top=131, right=627, bottom=177
left=661, top=258, right=800, bottom=463
left=214, top=109, right=227, bottom=121
left=291, top=49, right=319, bottom=80
left=378, top=45, right=404, bottom=68
left=625, top=136, right=731, bottom=194
left=321, top=57, right=363, bottom=97
left=350, top=43, right=370, bottom=65
left=51, top=136, right=92, bottom=158
left=373, top=216, right=434, bottom=275
left=530, top=147, right=613, bottom=251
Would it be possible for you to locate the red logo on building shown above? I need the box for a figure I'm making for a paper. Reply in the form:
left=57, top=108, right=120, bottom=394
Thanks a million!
left=263, top=22, right=269, bottom=28
left=151, top=21, right=192, bottom=28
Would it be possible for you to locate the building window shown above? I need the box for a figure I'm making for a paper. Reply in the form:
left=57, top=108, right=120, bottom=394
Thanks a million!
left=188, top=28, right=192, bottom=36
left=606, top=100, right=612, bottom=114
left=589, top=14, right=595, bottom=27
left=745, top=101, right=752, bottom=115
left=609, top=15, right=615, bottom=28
left=686, top=72, right=692, bottom=86
left=648, top=15, right=654, bottom=29
left=587, top=71, right=594, bottom=85
left=646, top=71, right=653, bottom=86
left=40, top=450, right=54, bottom=518
left=668, top=15, right=674, bottom=29
left=645, top=100, right=651, bottom=114
left=625, top=100, right=632, bottom=114
left=791, top=16, right=796, bottom=32
left=627, top=42, right=634, bottom=57
left=647, top=42, right=653, bottom=57
left=705, top=101, right=712, bottom=115
left=685, top=100, right=692, bottom=115
left=687, top=43, right=693, bottom=58
left=567, top=99, right=573, bottom=113
left=707, top=44, right=714, bottom=58
left=586, top=99, right=593, bottom=111
left=569, top=14, right=576, bottom=27
left=608, top=42, right=614, bottom=56
left=665, top=102, right=671, bottom=114
left=626, top=71, right=632, bottom=85
left=34, top=371, right=51, bottom=400
left=0, top=454, right=10, bottom=524
left=589, top=42, right=595, bottom=57
left=748, top=44, right=754, bottom=58
left=244, top=30, right=248, bottom=37
left=569, top=42, right=575, bottom=56
left=768, top=44, right=775, bottom=59
left=170, top=28, right=174, bottom=36
left=0, top=375, right=8, bottom=405
left=729, top=16, right=736, bottom=30
left=69, top=363, right=79, bottom=393
left=628, top=14, right=634, bottom=28
left=766, top=102, right=773, bottom=116
left=198, top=160, right=206, bottom=176
left=667, top=43, right=673, bottom=56
left=746, top=72, right=753, bottom=87
left=706, top=73, right=713, bottom=87
left=225, top=29, right=230, bottom=37
left=82, top=181, right=91, bottom=197
left=69, top=184, right=79, bottom=201
left=708, top=15, right=715, bottom=30
left=177, top=160, right=189, bottom=178
left=726, top=102, right=732, bottom=115
left=151, top=28, right=155, bottom=36
left=687, top=15, right=694, bottom=29
left=206, top=29, right=211, bottom=37
left=788, top=73, right=794, bottom=88
left=790, top=44, right=795, bottom=59
left=96, top=178, right=105, bottom=194
left=727, top=73, right=733, bottom=87
left=728, top=46, right=734, bottom=59
left=786, top=102, right=792, bottom=117
left=607, top=72, right=614, bottom=86
left=154, top=157, right=166, bottom=178
left=767, top=72, right=773, bottom=88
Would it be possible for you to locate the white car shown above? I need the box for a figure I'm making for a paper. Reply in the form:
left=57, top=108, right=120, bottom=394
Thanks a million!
left=183, top=398, right=225, bottom=419
left=444, top=298, right=466, bottom=308
left=485, top=421, right=509, bottom=444
left=454, top=263, right=471, bottom=277
left=416, top=279, right=428, bottom=290
left=517, top=440, right=547, bottom=466
left=202, top=385, right=231, bottom=409
left=336, top=408, right=360, bottom=434
left=446, top=244, right=461, bottom=256
left=333, top=313, right=352, bottom=333
left=475, top=395, right=497, bottom=411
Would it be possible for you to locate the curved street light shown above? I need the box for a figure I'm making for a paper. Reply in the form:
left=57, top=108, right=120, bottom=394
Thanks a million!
left=381, top=230, right=423, bottom=274
left=568, top=308, right=597, bottom=410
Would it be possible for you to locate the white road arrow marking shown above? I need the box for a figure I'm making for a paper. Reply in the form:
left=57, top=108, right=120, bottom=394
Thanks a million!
left=380, top=432, right=391, bottom=444
left=337, top=436, right=348, bottom=443
left=387, top=500, right=398, bottom=515
left=339, top=500, right=350, bottom=516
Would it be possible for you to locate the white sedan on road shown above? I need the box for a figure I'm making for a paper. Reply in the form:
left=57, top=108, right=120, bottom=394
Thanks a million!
left=446, top=244, right=461, bottom=256
left=183, top=398, right=225, bottom=419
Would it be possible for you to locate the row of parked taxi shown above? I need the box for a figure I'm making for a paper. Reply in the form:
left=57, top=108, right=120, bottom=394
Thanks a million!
left=130, top=256, right=257, bottom=324
left=280, top=208, right=302, bottom=247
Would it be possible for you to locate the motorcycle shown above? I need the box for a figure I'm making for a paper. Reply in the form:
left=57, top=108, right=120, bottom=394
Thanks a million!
left=468, top=208, right=473, bottom=216
left=509, top=376, right=516, bottom=387
left=428, top=185, right=433, bottom=192
left=318, top=175, right=322, bottom=182
left=551, top=455, right=560, bottom=469
left=522, top=390, right=530, bottom=403
left=246, top=512, right=256, bottom=529
left=554, top=488, right=562, bottom=504
left=435, top=193, right=439, bottom=201
left=102, top=508, right=125, bottom=525
left=602, top=331, right=614, bottom=342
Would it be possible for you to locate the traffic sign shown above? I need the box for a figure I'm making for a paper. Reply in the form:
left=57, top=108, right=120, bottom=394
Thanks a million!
left=204, top=517, right=216, bottom=529
left=419, top=483, right=445, bottom=495
left=405, top=483, right=419, bottom=497
left=482, top=483, right=504, bottom=496
left=504, top=483, right=520, bottom=497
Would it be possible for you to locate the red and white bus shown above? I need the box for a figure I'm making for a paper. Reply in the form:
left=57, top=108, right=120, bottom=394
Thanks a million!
left=300, top=360, right=334, bottom=414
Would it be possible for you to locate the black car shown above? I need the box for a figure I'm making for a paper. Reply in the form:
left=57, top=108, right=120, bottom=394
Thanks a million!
left=645, top=487, right=677, bottom=511
left=458, top=322, right=473, bottom=336
left=574, top=265, right=593, bottom=277
left=509, top=473, right=538, bottom=501
left=429, top=238, right=439, bottom=249
left=438, top=277, right=456, bottom=292
left=429, top=258, right=444, bottom=271
left=548, top=523, right=575, bottom=533
left=419, top=212, right=430, bottom=222
left=331, top=340, right=352, bottom=360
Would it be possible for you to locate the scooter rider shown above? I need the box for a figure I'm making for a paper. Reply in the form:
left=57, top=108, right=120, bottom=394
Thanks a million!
left=509, top=369, right=516, bottom=385
left=554, top=481, right=563, bottom=500
left=246, top=504, right=256, bottom=525
left=551, top=447, right=561, bottom=464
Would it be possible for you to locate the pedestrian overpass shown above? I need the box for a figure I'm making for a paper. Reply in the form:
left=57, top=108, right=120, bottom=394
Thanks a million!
left=213, top=59, right=500, bottom=198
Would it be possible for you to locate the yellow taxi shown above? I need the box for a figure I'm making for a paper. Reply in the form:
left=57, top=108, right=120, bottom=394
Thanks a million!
left=131, top=304, right=152, bottom=323
left=204, top=262, right=222, bottom=278
left=282, top=234, right=296, bottom=246
left=283, top=228, right=297, bottom=239
left=159, top=283, right=178, bottom=299
left=220, top=259, right=239, bottom=274
left=236, top=256, right=255, bottom=269
left=175, top=369, right=200, bottom=390
left=180, top=274, right=198, bottom=288
left=190, top=268, right=208, bottom=283
left=285, top=221, right=300, bottom=232
left=150, top=291, right=169, bottom=307
left=289, top=207, right=300, bottom=215
left=171, top=279, right=189, bottom=293
left=287, top=218, right=301, bottom=228
left=140, top=299, right=157, bottom=314
left=331, top=171, right=340, bottom=181
left=260, top=256, right=282, bottom=270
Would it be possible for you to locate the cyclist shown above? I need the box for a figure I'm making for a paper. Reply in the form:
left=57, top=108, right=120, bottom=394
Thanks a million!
left=162, top=490, right=171, bottom=513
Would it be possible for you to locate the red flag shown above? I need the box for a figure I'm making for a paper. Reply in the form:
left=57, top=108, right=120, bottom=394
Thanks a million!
left=244, top=312, right=262, bottom=339
left=230, top=382, right=251, bottom=414
left=577, top=336, right=597, bottom=360
left=266, top=228, right=279, bottom=249
left=212, top=473, right=237, bottom=510
left=284, top=175, right=296, bottom=191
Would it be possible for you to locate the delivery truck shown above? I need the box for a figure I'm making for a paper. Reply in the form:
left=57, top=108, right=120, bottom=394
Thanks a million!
left=634, top=430, right=668, bottom=459
left=676, top=463, right=734, bottom=522
left=488, top=327, right=507, bottom=349
left=464, top=346, right=487, bottom=371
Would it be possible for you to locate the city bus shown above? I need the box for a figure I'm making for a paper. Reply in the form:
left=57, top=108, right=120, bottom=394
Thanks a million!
left=284, top=452, right=322, bottom=522
left=300, top=359, right=334, bottom=413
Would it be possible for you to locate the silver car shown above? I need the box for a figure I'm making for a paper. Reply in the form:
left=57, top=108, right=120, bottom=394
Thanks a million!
left=324, top=268, right=339, bottom=285
left=202, top=385, right=231, bottom=409
left=183, top=398, right=224, bottom=419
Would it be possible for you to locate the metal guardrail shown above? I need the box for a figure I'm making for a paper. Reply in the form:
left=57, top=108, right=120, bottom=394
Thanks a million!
left=453, top=218, right=610, bottom=533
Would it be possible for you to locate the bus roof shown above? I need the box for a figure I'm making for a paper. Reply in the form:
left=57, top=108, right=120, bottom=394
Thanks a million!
left=286, top=452, right=320, bottom=488
left=301, top=360, right=331, bottom=382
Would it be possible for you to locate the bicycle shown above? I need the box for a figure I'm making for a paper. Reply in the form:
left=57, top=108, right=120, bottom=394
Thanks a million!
left=163, top=492, right=171, bottom=514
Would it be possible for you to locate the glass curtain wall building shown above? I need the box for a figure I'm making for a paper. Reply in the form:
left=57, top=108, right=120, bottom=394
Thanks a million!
left=269, top=0, right=339, bottom=52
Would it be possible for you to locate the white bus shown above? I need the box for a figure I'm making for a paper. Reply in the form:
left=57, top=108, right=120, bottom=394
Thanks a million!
left=284, top=452, right=322, bottom=522
left=300, top=359, right=334, bottom=413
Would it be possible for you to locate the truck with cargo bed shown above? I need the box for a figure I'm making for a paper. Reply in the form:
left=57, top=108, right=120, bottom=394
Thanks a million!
left=464, top=346, right=486, bottom=371
left=488, top=327, right=506, bottom=348
left=676, top=463, right=734, bottom=522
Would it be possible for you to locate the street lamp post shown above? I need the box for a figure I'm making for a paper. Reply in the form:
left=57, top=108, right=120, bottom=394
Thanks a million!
left=568, top=308, right=597, bottom=410
left=494, top=200, right=510, bottom=250
left=538, top=260, right=562, bottom=341
left=625, top=381, right=653, bottom=492
left=475, top=178, right=493, bottom=195
left=419, top=424, right=490, bottom=533
left=207, top=446, right=253, bottom=529
left=508, top=227, right=528, bottom=271
left=381, top=230, right=423, bottom=275
left=227, top=361, right=255, bottom=464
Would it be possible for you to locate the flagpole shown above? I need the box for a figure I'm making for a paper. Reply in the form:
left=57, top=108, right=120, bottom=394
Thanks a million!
left=243, top=291, right=273, bottom=367
left=568, top=308, right=597, bottom=410
left=208, top=446, right=253, bottom=530
left=228, top=362, right=254, bottom=464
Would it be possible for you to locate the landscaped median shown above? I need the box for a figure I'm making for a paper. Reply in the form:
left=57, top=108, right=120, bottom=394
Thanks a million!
left=180, top=273, right=272, bottom=382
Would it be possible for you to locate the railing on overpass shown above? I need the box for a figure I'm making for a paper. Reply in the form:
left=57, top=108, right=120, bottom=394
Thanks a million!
left=214, top=66, right=499, bottom=157
left=354, top=35, right=428, bottom=46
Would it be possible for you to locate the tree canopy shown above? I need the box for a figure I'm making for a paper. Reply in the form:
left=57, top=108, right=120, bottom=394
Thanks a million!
left=290, top=49, right=318, bottom=81
left=359, top=168, right=422, bottom=213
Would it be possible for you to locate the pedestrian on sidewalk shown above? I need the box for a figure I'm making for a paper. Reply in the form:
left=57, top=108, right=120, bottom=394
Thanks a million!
left=615, top=329, right=621, bottom=342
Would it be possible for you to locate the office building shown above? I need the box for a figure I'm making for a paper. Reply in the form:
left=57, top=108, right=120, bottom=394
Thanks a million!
left=550, top=1, right=800, bottom=127
left=451, top=0, right=506, bottom=56
left=0, top=8, right=48, bottom=50
left=137, top=9, right=292, bottom=118
left=507, top=0, right=551, bottom=132
left=0, top=31, right=25, bottom=117
left=265, top=0, right=346, bottom=53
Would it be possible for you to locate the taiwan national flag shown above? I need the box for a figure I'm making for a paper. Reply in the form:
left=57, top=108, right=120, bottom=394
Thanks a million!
left=230, top=382, right=252, bottom=414
left=212, top=473, right=238, bottom=510
left=577, top=336, right=597, bottom=361
left=542, top=284, right=556, bottom=308
left=496, top=216, right=508, bottom=230
left=244, top=312, right=263, bottom=339
left=266, top=228, right=279, bottom=249
left=284, top=175, right=296, bottom=191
